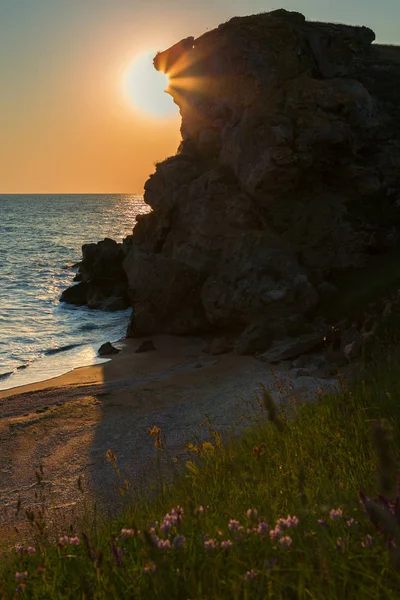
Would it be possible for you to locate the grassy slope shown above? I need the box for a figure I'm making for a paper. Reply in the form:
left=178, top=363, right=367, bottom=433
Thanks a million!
left=1, top=331, right=400, bottom=598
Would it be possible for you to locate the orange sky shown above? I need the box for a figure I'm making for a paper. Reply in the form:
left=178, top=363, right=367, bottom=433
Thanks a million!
left=0, top=0, right=399, bottom=194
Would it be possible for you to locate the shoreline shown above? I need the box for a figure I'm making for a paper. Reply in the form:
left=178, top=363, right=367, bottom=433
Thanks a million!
left=0, top=334, right=339, bottom=542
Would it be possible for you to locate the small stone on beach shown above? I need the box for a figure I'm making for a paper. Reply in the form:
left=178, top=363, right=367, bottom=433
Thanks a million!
left=98, top=342, right=120, bottom=356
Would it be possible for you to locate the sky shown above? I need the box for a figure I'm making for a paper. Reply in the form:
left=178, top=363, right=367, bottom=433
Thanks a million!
left=0, top=0, right=399, bottom=194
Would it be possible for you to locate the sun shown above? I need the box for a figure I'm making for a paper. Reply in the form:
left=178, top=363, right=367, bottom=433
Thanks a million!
left=123, top=50, right=178, bottom=118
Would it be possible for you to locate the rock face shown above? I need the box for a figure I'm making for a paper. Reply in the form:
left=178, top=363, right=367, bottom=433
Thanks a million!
left=120, top=9, right=400, bottom=345
left=61, top=238, right=131, bottom=311
left=63, top=10, right=400, bottom=354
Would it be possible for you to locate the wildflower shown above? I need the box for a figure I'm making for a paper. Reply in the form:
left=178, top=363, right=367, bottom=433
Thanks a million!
left=244, top=569, right=258, bottom=581
left=246, top=508, right=258, bottom=520
left=58, top=536, right=70, bottom=546
left=69, top=536, right=80, bottom=546
left=170, top=506, right=184, bottom=525
left=317, top=519, right=328, bottom=526
left=257, top=520, right=269, bottom=534
left=120, top=528, right=135, bottom=537
left=277, top=515, right=299, bottom=529
left=221, top=540, right=233, bottom=549
left=172, top=535, right=185, bottom=549
left=336, top=537, right=345, bottom=551
left=329, top=508, right=343, bottom=521
left=361, top=534, right=373, bottom=548
left=279, top=536, right=292, bottom=548
left=15, top=545, right=25, bottom=554
left=269, top=527, right=282, bottom=541
left=228, top=519, right=243, bottom=532
left=27, top=546, right=36, bottom=554
left=15, top=572, right=28, bottom=580
left=194, top=505, right=204, bottom=515
left=204, top=538, right=218, bottom=550
left=144, top=562, right=157, bottom=574
left=160, top=519, right=172, bottom=533
left=347, top=519, right=357, bottom=527
left=157, top=539, right=171, bottom=550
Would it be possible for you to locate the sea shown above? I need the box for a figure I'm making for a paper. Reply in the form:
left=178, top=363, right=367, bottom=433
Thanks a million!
left=0, top=194, right=149, bottom=391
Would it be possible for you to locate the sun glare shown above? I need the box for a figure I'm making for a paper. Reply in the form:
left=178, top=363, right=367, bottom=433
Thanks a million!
left=123, top=50, right=178, bottom=118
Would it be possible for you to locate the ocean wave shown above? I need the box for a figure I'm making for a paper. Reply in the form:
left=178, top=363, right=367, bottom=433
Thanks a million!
left=44, top=343, right=84, bottom=356
left=0, top=371, right=13, bottom=380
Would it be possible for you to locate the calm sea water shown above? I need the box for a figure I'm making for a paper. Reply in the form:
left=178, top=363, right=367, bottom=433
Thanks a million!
left=0, top=194, right=149, bottom=391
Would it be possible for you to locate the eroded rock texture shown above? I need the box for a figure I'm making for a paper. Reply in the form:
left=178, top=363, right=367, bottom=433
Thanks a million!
left=64, top=10, right=400, bottom=354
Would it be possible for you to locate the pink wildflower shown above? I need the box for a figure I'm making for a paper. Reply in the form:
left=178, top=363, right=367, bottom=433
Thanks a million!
left=170, top=506, right=184, bottom=525
left=58, top=536, right=69, bottom=546
left=15, top=572, right=28, bottom=580
left=69, top=536, right=80, bottom=546
left=228, top=519, right=243, bottom=532
left=120, top=528, right=135, bottom=537
left=277, top=515, right=299, bottom=529
left=27, top=546, right=35, bottom=554
left=246, top=508, right=258, bottom=520
left=317, top=519, right=328, bottom=526
left=244, top=569, right=258, bottom=581
left=157, top=539, right=171, bottom=550
left=361, top=534, right=373, bottom=548
left=347, top=519, right=357, bottom=527
left=221, top=540, right=233, bottom=549
left=194, top=505, right=204, bottom=515
left=15, top=545, right=25, bottom=554
left=269, top=527, right=282, bottom=541
left=329, top=508, right=343, bottom=521
left=204, top=538, right=218, bottom=550
left=279, top=536, right=292, bottom=548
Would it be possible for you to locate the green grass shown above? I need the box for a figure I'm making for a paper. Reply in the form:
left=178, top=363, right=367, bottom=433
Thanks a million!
left=2, top=345, right=400, bottom=597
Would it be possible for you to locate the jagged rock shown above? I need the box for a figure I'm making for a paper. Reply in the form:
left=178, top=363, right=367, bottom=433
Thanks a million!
left=258, top=333, right=327, bottom=364
left=61, top=238, right=130, bottom=310
left=60, top=282, right=89, bottom=306
left=98, top=342, right=120, bottom=356
left=123, top=248, right=208, bottom=336
left=119, top=10, right=400, bottom=343
left=201, top=233, right=319, bottom=328
left=135, top=340, right=156, bottom=353
left=65, top=10, right=400, bottom=352
left=235, top=320, right=284, bottom=356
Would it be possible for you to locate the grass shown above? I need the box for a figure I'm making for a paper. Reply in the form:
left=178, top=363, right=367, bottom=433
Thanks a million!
left=2, top=336, right=400, bottom=597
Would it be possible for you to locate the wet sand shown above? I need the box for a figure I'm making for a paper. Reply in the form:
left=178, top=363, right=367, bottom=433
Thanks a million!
left=0, top=335, right=338, bottom=544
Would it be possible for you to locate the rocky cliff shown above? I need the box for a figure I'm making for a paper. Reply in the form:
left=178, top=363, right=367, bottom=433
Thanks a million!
left=62, top=9, right=400, bottom=355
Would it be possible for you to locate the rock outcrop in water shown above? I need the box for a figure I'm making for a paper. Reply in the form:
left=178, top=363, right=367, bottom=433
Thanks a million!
left=62, top=9, right=400, bottom=355
left=61, top=238, right=131, bottom=311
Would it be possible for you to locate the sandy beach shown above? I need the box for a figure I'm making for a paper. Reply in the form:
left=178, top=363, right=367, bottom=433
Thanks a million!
left=0, top=335, right=338, bottom=543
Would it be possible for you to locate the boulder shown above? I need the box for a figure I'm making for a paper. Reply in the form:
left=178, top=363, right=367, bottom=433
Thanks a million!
left=258, top=333, right=327, bottom=364
left=61, top=238, right=130, bottom=310
left=60, top=282, right=89, bottom=306
left=98, top=342, right=120, bottom=356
